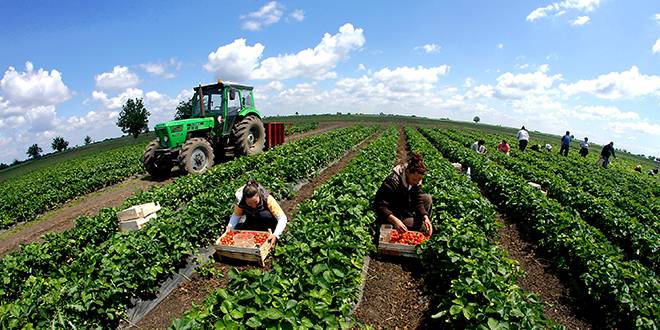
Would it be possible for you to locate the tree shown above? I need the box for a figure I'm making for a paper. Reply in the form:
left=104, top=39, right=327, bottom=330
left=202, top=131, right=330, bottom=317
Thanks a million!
left=295, top=111, right=299, bottom=116
left=174, top=97, right=194, bottom=120
left=0, top=163, right=8, bottom=170
left=27, top=144, right=42, bottom=159
left=84, top=135, right=93, bottom=145
left=117, top=98, right=150, bottom=138
left=473, top=116, right=480, bottom=123
left=51, top=136, right=69, bottom=152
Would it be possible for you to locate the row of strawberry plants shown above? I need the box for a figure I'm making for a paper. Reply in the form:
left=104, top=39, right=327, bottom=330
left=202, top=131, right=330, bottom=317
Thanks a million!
left=423, top=128, right=659, bottom=329
left=0, top=126, right=358, bottom=302
left=0, top=143, right=147, bottom=229
left=0, top=126, right=378, bottom=329
left=285, top=122, right=319, bottom=136
left=171, top=128, right=398, bottom=329
left=445, top=129, right=660, bottom=271
left=455, top=128, right=659, bottom=222
left=405, top=128, right=559, bottom=329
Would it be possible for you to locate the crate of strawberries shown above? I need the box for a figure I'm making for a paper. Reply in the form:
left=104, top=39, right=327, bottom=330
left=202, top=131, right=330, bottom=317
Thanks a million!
left=214, top=230, right=273, bottom=266
left=378, top=224, right=429, bottom=258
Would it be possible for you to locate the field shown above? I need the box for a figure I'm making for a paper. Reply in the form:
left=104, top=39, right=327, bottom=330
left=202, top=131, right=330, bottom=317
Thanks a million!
left=0, top=116, right=658, bottom=329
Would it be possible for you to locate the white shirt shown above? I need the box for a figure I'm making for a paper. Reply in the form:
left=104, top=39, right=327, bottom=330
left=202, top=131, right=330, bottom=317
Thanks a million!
left=517, top=130, right=529, bottom=141
left=580, top=140, right=589, bottom=148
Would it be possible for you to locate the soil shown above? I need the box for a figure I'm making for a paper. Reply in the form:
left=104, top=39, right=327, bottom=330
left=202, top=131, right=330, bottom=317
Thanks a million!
left=0, top=174, right=173, bottom=257
left=353, top=256, right=441, bottom=330
left=128, top=129, right=382, bottom=329
left=497, top=214, right=596, bottom=329
left=354, top=127, right=442, bottom=329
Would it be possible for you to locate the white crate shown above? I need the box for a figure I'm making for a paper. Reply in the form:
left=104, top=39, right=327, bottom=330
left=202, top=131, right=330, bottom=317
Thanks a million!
left=119, top=212, right=157, bottom=232
left=116, top=202, right=161, bottom=221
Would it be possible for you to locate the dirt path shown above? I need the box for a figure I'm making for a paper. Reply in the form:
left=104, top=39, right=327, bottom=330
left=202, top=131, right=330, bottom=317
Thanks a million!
left=129, top=130, right=381, bottom=329
left=354, top=127, right=439, bottom=329
left=497, top=214, right=596, bottom=329
left=0, top=175, right=172, bottom=257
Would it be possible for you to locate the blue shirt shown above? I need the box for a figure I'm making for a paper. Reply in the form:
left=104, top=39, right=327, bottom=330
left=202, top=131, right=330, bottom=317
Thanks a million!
left=561, top=135, right=572, bottom=146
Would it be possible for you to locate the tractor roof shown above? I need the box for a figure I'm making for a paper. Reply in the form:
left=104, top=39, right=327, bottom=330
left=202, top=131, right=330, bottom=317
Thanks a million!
left=194, top=81, right=253, bottom=92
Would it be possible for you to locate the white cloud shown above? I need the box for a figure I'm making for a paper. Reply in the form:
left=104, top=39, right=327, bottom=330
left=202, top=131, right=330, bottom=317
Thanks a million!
left=653, top=39, right=660, bottom=54
left=571, top=16, right=591, bottom=25
left=205, top=39, right=265, bottom=81
left=654, top=13, right=660, bottom=23
left=607, top=121, right=660, bottom=136
left=560, top=66, right=660, bottom=99
left=95, top=66, right=140, bottom=90
left=414, top=43, right=441, bottom=53
left=91, top=88, right=145, bottom=110
left=0, top=62, right=71, bottom=107
left=241, top=1, right=283, bottom=31
left=357, top=64, right=367, bottom=71
left=497, top=43, right=504, bottom=49
left=206, top=23, right=365, bottom=81
left=571, top=105, right=640, bottom=121
left=290, top=9, right=305, bottom=22
left=487, top=65, right=562, bottom=99
left=139, top=58, right=180, bottom=79
left=527, top=0, right=601, bottom=22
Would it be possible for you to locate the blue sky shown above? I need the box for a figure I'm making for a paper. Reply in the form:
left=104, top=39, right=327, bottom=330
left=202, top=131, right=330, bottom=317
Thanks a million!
left=1, top=0, right=659, bottom=163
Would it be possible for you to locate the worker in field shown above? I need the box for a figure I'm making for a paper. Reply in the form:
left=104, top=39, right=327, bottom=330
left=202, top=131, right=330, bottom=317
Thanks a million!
left=545, top=143, right=553, bottom=153
left=517, top=126, right=529, bottom=152
left=497, top=139, right=510, bottom=156
left=579, top=137, right=590, bottom=157
left=649, top=168, right=659, bottom=176
left=599, top=142, right=616, bottom=168
left=530, top=144, right=541, bottom=152
left=634, top=165, right=642, bottom=173
left=559, top=131, right=572, bottom=156
left=374, top=153, right=433, bottom=235
left=471, top=140, right=487, bottom=154
left=224, top=180, right=288, bottom=245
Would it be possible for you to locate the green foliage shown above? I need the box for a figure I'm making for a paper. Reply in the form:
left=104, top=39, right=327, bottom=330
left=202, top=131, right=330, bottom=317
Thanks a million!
left=285, top=122, right=318, bottom=136
left=174, top=97, right=194, bottom=120
left=172, top=127, right=398, bottom=329
left=0, top=143, right=145, bottom=229
left=422, top=128, right=660, bottom=329
left=0, top=125, right=376, bottom=329
left=117, top=98, right=150, bottom=138
left=51, top=136, right=69, bottom=152
left=26, top=143, right=42, bottom=159
left=405, top=128, right=559, bottom=329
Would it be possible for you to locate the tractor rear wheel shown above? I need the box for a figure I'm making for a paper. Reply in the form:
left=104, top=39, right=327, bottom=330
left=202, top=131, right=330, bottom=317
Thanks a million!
left=232, top=115, right=265, bottom=156
left=179, top=138, right=215, bottom=174
left=143, top=140, right=172, bottom=178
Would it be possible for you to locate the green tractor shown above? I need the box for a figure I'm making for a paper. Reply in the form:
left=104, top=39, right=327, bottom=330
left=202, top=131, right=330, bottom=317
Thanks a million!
left=143, top=81, right=266, bottom=177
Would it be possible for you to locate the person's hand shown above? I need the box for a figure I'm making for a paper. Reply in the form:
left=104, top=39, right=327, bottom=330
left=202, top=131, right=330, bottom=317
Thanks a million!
left=268, top=234, right=278, bottom=246
left=393, top=218, right=408, bottom=232
left=422, top=215, right=433, bottom=236
left=224, top=226, right=232, bottom=234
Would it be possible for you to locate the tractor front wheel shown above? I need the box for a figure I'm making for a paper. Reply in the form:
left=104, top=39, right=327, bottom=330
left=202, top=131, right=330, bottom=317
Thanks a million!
left=143, top=140, right=173, bottom=178
left=179, top=138, right=215, bottom=174
left=232, top=115, right=265, bottom=156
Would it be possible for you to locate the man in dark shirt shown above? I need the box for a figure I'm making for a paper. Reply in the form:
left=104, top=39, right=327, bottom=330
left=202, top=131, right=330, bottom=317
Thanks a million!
left=559, top=131, right=572, bottom=156
left=600, top=142, right=616, bottom=168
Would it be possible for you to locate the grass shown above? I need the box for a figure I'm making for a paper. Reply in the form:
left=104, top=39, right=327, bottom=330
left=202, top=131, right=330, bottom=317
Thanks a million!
left=0, top=133, right=154, bottom=182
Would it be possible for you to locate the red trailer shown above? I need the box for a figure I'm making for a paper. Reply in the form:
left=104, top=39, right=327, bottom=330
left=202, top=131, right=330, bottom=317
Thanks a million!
left=264, top=122, right=286, bottom=150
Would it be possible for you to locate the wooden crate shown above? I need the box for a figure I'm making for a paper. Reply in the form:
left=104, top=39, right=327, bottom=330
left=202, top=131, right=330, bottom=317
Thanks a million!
left=214, top=230, right=273, bottom=266
left=119, top=213, right=157, bottom=232
left=117, top=202, right=161, bottom=222
left=377, top=225, right=422, bottom=258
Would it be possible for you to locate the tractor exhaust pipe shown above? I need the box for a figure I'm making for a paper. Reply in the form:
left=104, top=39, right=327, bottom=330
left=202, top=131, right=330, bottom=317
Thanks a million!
left=198, top=84, right=205, bottom=117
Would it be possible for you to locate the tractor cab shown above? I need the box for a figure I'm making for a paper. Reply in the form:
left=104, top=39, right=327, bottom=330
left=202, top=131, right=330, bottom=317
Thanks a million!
left=145, top=81, right=268, bottom=177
